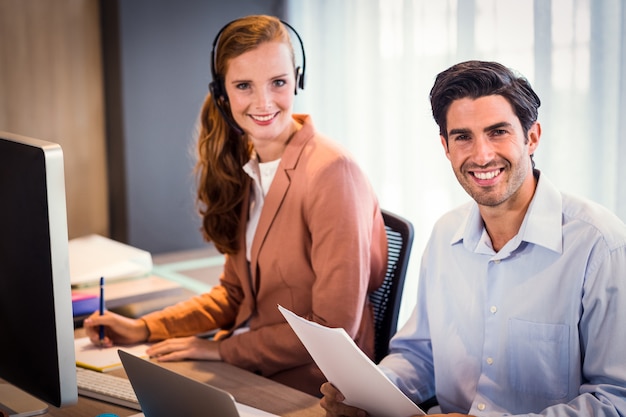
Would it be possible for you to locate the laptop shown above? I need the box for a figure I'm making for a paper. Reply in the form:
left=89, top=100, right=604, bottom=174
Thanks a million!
left=118, top=350, right=279, bottom=417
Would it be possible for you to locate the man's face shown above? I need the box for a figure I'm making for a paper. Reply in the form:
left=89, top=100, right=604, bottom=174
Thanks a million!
left=441, top=95, right=540, bottom=209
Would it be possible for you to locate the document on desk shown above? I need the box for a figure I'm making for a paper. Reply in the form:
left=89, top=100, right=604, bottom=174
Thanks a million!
left=75, top=337, right=151, bottom=372
left=279, top=305, right=424, bottom=417
left=69, top=234, right=153, bottom=287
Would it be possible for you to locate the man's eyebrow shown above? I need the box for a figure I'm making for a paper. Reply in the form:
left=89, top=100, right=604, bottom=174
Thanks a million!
left=448, top=122, right=513, bottom=137
left=448, top=127, right=471, bottom=137
left=484, top=122, right=513, bottom=132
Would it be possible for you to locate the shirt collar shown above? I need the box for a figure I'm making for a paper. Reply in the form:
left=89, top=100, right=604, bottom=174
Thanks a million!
left=243, top=150, right=259, bottom=179
left=451, top=171, right=563, bottom=256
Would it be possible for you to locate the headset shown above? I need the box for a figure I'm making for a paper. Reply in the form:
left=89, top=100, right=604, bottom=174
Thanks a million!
left=208, top=17, right=306, bottom=135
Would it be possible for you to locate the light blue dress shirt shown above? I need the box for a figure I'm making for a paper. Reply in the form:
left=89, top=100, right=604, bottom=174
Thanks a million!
left=380, top=172, right=626, bottom=416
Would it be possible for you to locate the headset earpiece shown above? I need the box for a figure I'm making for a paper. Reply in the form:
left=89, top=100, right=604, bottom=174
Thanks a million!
left=209, top=78, right=244, bottom=135
left=208, top=79, right=226, bottom=104
left=295, top=66, right=304, bottom=94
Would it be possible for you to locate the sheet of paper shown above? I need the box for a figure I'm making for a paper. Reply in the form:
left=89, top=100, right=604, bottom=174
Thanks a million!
left=75, top=337, right=151, bottom=372
left=278, top=305, right=424, bottom=417
left=69, top=234, right=153, bottom=287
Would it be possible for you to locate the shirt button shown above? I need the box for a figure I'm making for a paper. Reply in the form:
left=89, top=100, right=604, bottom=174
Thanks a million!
left=486, top=357, right=494, bottom=365
left=493, top=259, right=501, bottom=264
left=490, top=305, right=497, bottom=314
left=478, top=403, right=486, bottom=411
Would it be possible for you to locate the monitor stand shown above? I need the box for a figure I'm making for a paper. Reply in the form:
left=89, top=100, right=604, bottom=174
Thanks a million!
left=0, top=384, right=48, bottom=417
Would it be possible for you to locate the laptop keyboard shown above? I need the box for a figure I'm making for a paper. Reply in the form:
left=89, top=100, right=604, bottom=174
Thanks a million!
left=76, top=367, right=142, bottom=410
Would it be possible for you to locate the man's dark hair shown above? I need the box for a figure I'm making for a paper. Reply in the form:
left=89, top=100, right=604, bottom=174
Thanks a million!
left=430, top=60, right=541, bottom=143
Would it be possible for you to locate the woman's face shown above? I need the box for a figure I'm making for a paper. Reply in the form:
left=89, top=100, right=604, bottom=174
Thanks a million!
left=224, top=41, right=296, bottom=147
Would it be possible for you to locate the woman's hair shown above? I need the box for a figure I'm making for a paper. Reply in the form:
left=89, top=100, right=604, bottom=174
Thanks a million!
left=430, top=60, right=541, bottom=143
left=195, top=15, right=295, bottom=254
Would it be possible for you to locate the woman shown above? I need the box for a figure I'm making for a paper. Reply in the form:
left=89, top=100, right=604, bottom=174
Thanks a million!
left=84, top=15, right=387, bottom=397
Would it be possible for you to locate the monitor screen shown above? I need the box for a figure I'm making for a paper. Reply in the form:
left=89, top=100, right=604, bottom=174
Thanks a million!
left=0, top=132, right=78, bottom=415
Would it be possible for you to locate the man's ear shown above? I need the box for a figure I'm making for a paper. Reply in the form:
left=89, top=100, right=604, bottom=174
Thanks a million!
left=440, top=135, right=451, bottom=160
left=527, top=122, right=541, bottom=155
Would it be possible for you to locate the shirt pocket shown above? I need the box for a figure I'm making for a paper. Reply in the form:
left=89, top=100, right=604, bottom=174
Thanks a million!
left=508, top=318, right=569, bottom=399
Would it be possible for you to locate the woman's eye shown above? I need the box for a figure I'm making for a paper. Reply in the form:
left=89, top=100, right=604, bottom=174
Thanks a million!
left=273, top=79, right=286, bottom=87
left=235, top=82, right=250, bottom=90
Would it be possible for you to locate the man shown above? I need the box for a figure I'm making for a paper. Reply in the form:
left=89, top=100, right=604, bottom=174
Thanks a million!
left=320, top=60, right=626, bottom=416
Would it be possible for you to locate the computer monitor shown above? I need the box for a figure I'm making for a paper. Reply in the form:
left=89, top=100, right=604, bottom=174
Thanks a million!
left=0, top=132, right=78, bottom=415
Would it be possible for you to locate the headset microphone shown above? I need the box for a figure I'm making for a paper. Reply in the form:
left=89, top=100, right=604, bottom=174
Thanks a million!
left=208, top=17, right=306, bottom=136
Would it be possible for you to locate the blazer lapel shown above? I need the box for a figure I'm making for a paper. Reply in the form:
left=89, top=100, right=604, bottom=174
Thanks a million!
left=249, top=163, right=291, bottom=291
left=249, top=121, right=313, bottom=288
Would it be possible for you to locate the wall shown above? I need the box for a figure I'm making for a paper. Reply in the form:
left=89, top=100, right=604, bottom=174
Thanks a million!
left=0, top=0, right=108, bottom=239
left=104, top=0, right=285, bottom=254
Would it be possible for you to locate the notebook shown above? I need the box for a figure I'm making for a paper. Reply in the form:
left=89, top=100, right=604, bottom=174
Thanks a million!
left=75, top=337, right=151, bottom=372
left=118, top=350, right=280, bottom=417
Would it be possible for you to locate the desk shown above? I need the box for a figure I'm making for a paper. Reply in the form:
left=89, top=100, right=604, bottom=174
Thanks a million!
left=58, top=248, right=323, bottom=416
left=42, top=330, right=324, bottom=417
left=46, top=362, right=324, bottom=417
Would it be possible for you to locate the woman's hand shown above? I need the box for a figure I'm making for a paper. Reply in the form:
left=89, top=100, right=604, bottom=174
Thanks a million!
left=146, top=336, right=221, bottom=361
left=83, top=310, right=149, bottom=347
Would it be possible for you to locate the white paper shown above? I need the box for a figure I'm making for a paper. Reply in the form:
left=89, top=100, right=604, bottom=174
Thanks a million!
left=69, top=234, right=152, bottom=286
left=279, top=305, right=424, bottom=417
left=75, top=337, right=151, bottom=372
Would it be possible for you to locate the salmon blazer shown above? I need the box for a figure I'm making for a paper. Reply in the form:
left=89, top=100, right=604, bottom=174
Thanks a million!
left=143, top=114, right=387, bottom=395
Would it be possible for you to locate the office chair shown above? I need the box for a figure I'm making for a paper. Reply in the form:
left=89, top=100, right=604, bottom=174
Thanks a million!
left=369, top=209, right=414, bottom=364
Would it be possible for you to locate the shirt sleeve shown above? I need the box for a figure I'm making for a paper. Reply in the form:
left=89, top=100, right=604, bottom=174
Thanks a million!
left=142, top=255, right=242, bottom=341
left=377, top=245, right=436, bottom=405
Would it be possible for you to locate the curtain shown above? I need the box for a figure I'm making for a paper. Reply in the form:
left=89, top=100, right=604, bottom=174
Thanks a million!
left=286, top=0, right=626, bottom=326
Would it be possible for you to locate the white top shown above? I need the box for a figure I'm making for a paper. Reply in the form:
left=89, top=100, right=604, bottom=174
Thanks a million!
left=242, top=154, right=281, bottom=261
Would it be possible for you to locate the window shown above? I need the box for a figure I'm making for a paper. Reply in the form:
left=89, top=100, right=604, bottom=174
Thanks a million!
left=287, top=0, right=626, bottom=325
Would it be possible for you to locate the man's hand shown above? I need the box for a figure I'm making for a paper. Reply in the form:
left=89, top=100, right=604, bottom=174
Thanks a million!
left=319, top=382, right=367, bottom=417
left=320, top=382, right=476, bottom=417
left=429, top=415, right=475, bottom=417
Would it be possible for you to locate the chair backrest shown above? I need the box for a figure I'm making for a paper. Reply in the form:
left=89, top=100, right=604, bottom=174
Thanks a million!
left=369, top=209, right=414, bottom=363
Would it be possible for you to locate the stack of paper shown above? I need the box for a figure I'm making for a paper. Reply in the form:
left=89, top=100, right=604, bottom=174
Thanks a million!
left=69, top=234, right=152, bottom=287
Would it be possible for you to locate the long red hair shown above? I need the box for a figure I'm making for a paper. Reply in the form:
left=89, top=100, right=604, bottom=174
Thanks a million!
left=195, top=15, right=295, bottom=254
